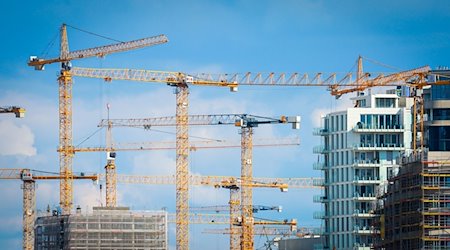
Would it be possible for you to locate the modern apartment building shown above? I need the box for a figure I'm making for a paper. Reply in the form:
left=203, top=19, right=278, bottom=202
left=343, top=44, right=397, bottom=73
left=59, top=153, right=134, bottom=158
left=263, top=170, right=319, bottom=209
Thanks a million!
left=313, top=90, right=413, bottom=249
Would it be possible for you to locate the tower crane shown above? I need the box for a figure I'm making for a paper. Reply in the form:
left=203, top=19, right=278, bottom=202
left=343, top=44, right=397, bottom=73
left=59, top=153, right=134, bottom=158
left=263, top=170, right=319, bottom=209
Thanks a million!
left=0, top=106, right=26, bottom=118
left=67, top=65, right=338, bottom=250
left=0, top=166, right=321, bottom=250
left=203, top=226, right=300, bottom=237
left=70, top=137, right=300, bottom=152
left=191, top=205, right=283, bottom=214
left=165, top=213, right=295, bottom=227
left=0, top=168, right=97, bottom=250
left=64, top=58, right=432, bottom=249
left=67, top=58, right=429, bottom=249
left=95, top=113, right=300, bottom=249
left=109, top=173, right=307, bottom=250
left=70, top=114, right=299, bottom=208
left=27, top=24, right=168, bottom=215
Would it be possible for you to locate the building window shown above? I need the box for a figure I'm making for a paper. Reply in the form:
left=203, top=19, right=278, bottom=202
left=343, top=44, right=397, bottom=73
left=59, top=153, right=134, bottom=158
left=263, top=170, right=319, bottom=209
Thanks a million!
left=429, top=126, right=450, bottom=151
left=331, top=116, right=335, bottom=132
left=359, top=99, right=366, bottom=107
left=335, top=134, right=339, bottom=150
left=431, top=85, right=450, bottom=100
left=359, top=114, right=400, bottom=129
left=375, top=98, right=395, bottom=108
left=433, top=108, right=450, bottom=120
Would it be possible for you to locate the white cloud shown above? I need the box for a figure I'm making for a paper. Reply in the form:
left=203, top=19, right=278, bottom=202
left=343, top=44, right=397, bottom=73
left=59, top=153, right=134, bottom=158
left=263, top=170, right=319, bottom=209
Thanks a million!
left=0, top=120, right=36, bottom=156
left=73, top=183, right=102, bottom=212
left=132, top=151, right=175, bottom=175
left=310, top=95, right=354, bottom=127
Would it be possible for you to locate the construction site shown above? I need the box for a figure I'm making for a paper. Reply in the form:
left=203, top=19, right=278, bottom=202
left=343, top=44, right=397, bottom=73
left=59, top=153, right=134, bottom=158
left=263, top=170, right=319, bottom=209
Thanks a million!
left=1, top=2, right=450, bottom=250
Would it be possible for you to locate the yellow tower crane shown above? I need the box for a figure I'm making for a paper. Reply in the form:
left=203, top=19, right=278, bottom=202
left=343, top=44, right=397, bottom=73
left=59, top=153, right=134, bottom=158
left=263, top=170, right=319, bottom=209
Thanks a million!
left=0, top=106, right=26, bottom=118
left=203, top=226, right=317, bottom=237
left=65, top=58, right=432, bottom=249
left=0, top=168, right=97, bottom=250
left=65, top=65, right=365, bottom=249
left=95, top=113, right=300, bottom=249
left=104, top=172, right=317, bottom=250
left=67, top=135, right=299, bottom=208
left=0, top=167, right=320, bottom=250
left=27, top=24, right=168, bottom=215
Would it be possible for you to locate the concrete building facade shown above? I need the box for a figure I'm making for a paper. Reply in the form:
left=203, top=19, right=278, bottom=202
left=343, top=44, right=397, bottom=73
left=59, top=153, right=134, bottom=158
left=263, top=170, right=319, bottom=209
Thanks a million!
left=313, top=90, right=413, bottom=249
left=377, top=70, right=450, bottom=250
left=35, top=207, right=168, bottom=250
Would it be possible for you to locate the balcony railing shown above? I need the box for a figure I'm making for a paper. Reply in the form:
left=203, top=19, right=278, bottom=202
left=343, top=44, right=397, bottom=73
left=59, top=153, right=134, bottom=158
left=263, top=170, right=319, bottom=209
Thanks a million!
left=313, top=195, right=329, bottom=203
left=353, top=209, right=377, bottom=218
left=352, top=160, right=381, bottom=167
left=313, top=211, right=327, bottom=219
left=312, top=178, right=327, bottom=187
left=353, top=176, right=382, bottom=184
left=313, top=127, right=329, bottom=136
left=353, top=124, right=404, bottom=132
left=353, top=225, right=380, bottom=235
left=353, top=192, right=377, bottom=201
left=353, top=143, right=404, bottom=150
left=313, top=145, right=329, bottom=154
left=313, top=162, right=327, bottom=170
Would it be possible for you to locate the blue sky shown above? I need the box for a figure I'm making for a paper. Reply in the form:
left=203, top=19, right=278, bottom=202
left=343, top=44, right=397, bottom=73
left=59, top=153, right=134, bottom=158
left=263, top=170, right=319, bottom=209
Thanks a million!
left=0, top=0, right=449, bottom=249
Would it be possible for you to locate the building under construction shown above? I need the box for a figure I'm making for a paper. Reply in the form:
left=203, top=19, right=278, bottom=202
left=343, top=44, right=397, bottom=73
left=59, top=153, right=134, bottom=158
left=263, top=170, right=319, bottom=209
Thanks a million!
left=34, top=207, right=168, bottom=250
left=378, top=151, right=450, bottom=250
left=377, top=74, right=450, bottom=249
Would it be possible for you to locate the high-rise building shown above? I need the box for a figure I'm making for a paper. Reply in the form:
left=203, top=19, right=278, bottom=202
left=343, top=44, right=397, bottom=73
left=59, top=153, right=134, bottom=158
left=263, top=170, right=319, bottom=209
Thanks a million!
left=378, top=69, right=450, bottom=250
left=313, top=90, right=413, bottom=249
left=423, top=69, right=450, bottom=151
left=35, top=207, right=168, bottom=250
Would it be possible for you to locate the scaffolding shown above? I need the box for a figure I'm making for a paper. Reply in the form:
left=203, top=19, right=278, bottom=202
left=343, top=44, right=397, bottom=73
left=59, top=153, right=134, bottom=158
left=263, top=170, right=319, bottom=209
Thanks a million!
left=379, top=151, right=450, bottom=250
left=35, top=207, right=168, bottom=250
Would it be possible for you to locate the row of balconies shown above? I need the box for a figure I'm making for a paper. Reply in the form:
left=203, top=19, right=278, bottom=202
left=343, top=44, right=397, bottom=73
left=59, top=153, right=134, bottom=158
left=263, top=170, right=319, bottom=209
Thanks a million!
left=313, top=144, right=405, bottom=154
left=313, top=162, right=326, bottom=170
left=313, top=162, right=382, bottom=171
left=353, top=176, right=382, bottom=185
left=353, top=192, right=377, bottom=201
left=311, top=178, right=381, bottom=187
left=313, top=195, right=328, bottom=203
left=353, top=209, right=377, bottom=218
left=313, top=123, right=405, bottom=136
left=353, top=143, right=405, bottom=150
left=313, top=160, right=387, bottom=171
left=313, top=127, right=329, bottom=136
left=353, top=225, right=380, bottom=235
left=313, top=192, right=378, bottom=203
left=314, top=210, right=377, bottom=219
left=353, top=124, right=404, bottom=132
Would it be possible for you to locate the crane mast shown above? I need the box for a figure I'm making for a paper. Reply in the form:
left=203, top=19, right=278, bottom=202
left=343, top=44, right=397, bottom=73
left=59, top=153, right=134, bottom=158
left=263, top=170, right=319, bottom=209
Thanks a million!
left=22, top=173, right=35, bottom=250
left=105, top=118, right=117, bottom=207
left=240, top=126, right=254, bottom=249
left=28, top=24, right=168, bottom=214
left=65, top=59, right=435, bottom=249
left=58, top=66, right=74, bottom=215
left=94, top=113, right=300, bottom=250
left=0, top=168, right=98, bottom=250
left=176, top=85, right=190, bottom=250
